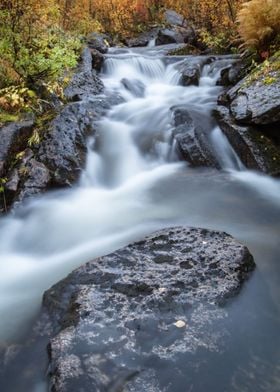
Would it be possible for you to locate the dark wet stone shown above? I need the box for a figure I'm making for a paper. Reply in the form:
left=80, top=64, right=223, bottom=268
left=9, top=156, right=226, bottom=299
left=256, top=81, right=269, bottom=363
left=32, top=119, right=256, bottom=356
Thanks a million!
left=0, top=119, right=34, bottom=177
left=64, top=48, right=104, bottom=102
left=217, top=61, right=246, bottom=87
left=42, top=226, right=254, bottom=392
left=215, top=105, right=280, bottom=175
left=155, top=27, right=196, bottom=46
left=4, top=148, right=50, bottom=207
left=171, top=108, right=220, bottom=168
left=125, top=29, right=160, bottom=47
left=37, top=102, right=93, bottom=186
left=87, top=33, right=111, bottom=54
left=226, top=67, right=280, bottom=125
left=90, top=49, right=104, bottom=72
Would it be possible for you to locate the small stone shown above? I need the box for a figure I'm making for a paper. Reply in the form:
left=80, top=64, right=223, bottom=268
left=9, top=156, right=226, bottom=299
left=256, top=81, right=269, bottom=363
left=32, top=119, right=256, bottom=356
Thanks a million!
left=173, top=320, right=186, bottom=328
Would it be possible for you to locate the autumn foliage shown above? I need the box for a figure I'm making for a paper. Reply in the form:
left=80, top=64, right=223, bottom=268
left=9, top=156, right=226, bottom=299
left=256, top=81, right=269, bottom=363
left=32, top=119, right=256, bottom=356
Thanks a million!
left=238, top=0, right=280, bottom=53
left=1, top=0, right=279, bottom=96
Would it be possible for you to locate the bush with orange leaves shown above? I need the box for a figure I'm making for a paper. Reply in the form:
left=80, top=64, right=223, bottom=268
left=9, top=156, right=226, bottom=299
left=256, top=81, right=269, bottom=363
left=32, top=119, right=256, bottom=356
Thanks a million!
left=238, top=0, right=280, bottom=53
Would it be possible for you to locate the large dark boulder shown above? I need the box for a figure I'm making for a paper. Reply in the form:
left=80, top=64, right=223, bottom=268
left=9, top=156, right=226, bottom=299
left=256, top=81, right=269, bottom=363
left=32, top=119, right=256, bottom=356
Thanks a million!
left=214, top=54, right=280, bottom=175
left=155, top=26, right=196, bottom=46
left=64, top=48, right=104, bottom=102
left=37, top=94, right=122, bottom=188
left=0, top=119, right=34, bottom=177
left=172, top=107, right=220, bottom=168
left=215, top=105, right=280, bottom=176
left=42, top=226, right=254, bottom=392
left=225, top=61, right=280, bottom=125
left=125, top=28, right=160, bottom=47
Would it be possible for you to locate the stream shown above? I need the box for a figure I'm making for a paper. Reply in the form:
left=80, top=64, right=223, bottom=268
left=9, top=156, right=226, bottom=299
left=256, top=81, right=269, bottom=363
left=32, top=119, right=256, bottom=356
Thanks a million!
left=0, top=44, right=280, bottom=391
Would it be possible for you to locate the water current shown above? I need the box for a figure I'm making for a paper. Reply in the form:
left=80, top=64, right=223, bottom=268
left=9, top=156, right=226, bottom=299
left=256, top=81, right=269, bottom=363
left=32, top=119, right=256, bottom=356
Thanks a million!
left=0, top=44, right=280, bottom=391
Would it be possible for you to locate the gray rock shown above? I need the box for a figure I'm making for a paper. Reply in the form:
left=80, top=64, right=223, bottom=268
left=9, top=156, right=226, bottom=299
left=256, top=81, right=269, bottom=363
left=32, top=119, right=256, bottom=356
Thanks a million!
left=64, top=48, right=104, bottom=102
left=164, top=9, right=188, bottom=28
left=172, top=108, right=220, bottom=168
left=177, top=59, right=202, bottom=86
left=90, top=49, right=104, bottom=72
left=37, top=102, right=92, bottom=186
left=217, top=61, right=246, bottom=87
left=43, top=226, right=254, bottom=392
left=4, top=148, right=50, bottom=207
left=226, top=68, right=280, bottom=125
left=156, top=26, right=196, bottom=46
left=125, top=29, right=160, bottom=47
left=215, top=105, right=280, bottom=175
left=0, top=119, right=34, bottom=176
left=87, top=33, right=111, bottom=54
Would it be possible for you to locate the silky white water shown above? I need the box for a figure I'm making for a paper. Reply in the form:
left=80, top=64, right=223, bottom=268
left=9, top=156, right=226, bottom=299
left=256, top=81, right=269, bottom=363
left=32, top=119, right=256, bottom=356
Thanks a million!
left=0, top=44, right=280, bottom=376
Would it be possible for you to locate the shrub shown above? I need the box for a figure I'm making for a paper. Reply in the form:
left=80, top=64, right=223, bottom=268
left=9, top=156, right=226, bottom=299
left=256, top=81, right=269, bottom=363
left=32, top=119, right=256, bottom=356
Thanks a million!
left=238, top=0, right=280, bottom=53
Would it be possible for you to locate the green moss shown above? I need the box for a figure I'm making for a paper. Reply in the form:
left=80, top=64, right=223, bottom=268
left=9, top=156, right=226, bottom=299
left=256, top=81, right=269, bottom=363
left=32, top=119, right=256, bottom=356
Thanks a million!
left=263, top=76, right=277, bottom=85
left=0, top=111, right=20, bottom=127
left=167, top=45, right=201, bottom=56
left=242, top=52, right=280, bottom=88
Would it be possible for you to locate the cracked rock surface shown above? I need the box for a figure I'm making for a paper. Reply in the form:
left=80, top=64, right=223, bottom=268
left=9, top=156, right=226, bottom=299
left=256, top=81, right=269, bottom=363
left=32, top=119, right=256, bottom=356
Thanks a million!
left=43, top=226, right=255, bottom=392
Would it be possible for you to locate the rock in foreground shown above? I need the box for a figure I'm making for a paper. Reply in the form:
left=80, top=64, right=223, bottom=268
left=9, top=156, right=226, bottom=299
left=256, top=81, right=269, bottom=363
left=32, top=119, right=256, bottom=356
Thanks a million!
left=43, top=227, right=255, bottom=392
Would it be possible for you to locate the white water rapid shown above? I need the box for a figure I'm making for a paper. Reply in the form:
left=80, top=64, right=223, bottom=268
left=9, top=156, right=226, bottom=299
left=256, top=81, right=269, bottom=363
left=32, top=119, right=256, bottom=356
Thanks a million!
left=0, top=46, right=280, bottom=392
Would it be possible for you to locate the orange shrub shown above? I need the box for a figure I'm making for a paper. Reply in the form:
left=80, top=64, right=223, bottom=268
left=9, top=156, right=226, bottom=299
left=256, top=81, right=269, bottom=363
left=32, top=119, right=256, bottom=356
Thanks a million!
left=238, top=0, right=280, bottom=51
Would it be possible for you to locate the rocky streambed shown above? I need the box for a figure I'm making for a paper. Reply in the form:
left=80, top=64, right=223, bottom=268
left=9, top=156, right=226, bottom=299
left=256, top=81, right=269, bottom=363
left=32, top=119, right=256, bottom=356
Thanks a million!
left=1, top=20, right=280, bottom=392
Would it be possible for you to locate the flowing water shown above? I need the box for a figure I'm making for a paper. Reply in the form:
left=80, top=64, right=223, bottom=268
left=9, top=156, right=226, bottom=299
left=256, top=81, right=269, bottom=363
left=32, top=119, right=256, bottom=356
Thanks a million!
left=1, top=45, right=280, bottom=391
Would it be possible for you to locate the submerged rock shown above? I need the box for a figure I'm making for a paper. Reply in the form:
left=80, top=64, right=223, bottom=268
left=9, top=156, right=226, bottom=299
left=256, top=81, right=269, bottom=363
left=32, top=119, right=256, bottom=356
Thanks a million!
left=121, top=78, right=145, bottom=97
left=43, top=226, right=254, bottom=392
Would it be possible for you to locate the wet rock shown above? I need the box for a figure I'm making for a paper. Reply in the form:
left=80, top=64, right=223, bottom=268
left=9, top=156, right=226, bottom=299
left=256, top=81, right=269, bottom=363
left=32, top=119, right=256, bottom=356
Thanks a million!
left=155, top=26, right=196, bottom=46
left=64, top=48, right=104, bottom=102
left=121, top=78, right=145, bottom=97
left=43, top=226, right=254, bottom=392
left=5, top=149, right=50, bottom=206
left=164, top=9, right=188, bottom=28
left=172, top=108, right=220, bottom=168
left=0, top=119, right=34, bottom=176
left=37, top=103, right=91, bottom=186
left=226, top=67, right=280, bottom=125
left=125, top=29, right=160, bottom=47
left=217, top=61, right=246, bottom=87
left=182, top=66, right=200, bottom=86
left=90, top=49, right=104, bottom=72
left=180, top=63, right=200, bottom=86
left=87, top=33, right=111, bottom=54
left=215, top=105, right=280, bottom=175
